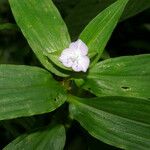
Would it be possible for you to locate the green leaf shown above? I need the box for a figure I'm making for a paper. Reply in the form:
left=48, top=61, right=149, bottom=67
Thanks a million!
left=121, top=0, right=150, bottom=21
left=80, top=0, right=129, bottom=65
left=0, top=65, right=66, bottom=121
left=9, top=0, right=71, bottom=76
left=69, top=96, right=150, bottom=150
left=83, top=54, right=150, bottom=99
left=4, top=125, right=66, bottom=150
left=65, top=0, right=150, bottom=39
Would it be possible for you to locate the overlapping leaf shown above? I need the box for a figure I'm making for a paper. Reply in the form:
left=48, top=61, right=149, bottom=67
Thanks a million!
left=0, top=65, right=66, bottom=120
left=9, top=0, right=71, bottom=76
left=69, top=96, right=150, bottom=150
left=82, top=54, right=150, bottom=99
left=4, top=125, right=66, bottom=150
left=80, top=0, right=129, bottom=65
left=65, top=0, right=150, bottom=39
left=121, top=0, right=150, bottom=21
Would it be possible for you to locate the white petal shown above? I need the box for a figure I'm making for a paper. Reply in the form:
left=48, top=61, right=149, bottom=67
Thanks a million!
left=78, top=56, right=90, bottom=72
left=72, top=60, right=82, bottom=72
left=59, top=54, right=67, bottom=62
left=69, top=39, right=88, bottom=56
left=69, top=42, right=78, bottom=51
left=59, top=39, right=90, bottom=72
left=62, top=58, right=73, bottom=67
left=61, top=48, right=74, bottom=57
left=59, top=49, right=74, bottom=67
left=59, top=55, right=74, bottom=68
left=71, top=56, right=90, bottom=72
left=59, top=49, right=72, bottom=62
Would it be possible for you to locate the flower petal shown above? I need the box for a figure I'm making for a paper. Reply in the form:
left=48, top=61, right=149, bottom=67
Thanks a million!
left=61, top=48, right=74, bottom=57
left=59, top=39, right=90, bottom=72
left=69, top=39, right=88, bottom=56
left=72, top=60, right=83, bottom=72
left=62, top=58, right=73, bottom=67
left=71, top=56, right=90, bottom=72
left=78, top=56, right=90, bottom=72
left=59, top=48, right=74, bottom=67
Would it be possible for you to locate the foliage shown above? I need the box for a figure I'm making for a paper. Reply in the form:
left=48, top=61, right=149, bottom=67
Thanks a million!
left=0, top=0, right=150, bottom=149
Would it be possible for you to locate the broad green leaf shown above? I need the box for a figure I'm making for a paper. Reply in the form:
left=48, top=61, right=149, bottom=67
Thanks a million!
left=9, top=0, right=71, bottom=76
left=80, top=0, right=129, bottom=65
left=0, top=65, right=66, bottom=120
left=82, top=54, right=150, bottom=99
left=65, top=0, right=150, bottom=39
left=65, top=0, right=115, bottom=39
left=69, top=96, right=150, bottom=150
left=4, top=125, right=66, bottom=150
left=36, top=53, right=70, bottom=77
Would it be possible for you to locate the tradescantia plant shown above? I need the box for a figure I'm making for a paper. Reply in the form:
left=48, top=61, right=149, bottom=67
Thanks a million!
left=1, top=0, right=150, bottom=149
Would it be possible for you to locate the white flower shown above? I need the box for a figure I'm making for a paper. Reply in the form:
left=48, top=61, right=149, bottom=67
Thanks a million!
left=59, top=39, right=90, bottom=72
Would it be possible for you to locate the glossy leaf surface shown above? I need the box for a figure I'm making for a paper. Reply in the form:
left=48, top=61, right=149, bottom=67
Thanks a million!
left=9, top=0, right=71, bottom=76
left=69, top=96, right=150, bottom=150
left=0, top=65, right=66, bottom=120
left=80, top=0, right=128, bottom=64
left=83, top=54, right=150, bottom=99
left=4, top=125, right=66, bottom=150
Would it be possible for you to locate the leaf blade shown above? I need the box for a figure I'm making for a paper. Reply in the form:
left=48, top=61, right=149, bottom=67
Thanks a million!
left=3, top=125, right=66, bottom=150
left=69, top=96, right=150, bottom=150
left=79, top=0, right=128, bottom=64
left=9, top=0, right=71, bottom=76
left=83, top=54, right=150, bottom=99
left=0, top=65, right=66, bottom=120
left=121, top=0, right=150, bottom=21
left=65, top=0, right=150, bottom=39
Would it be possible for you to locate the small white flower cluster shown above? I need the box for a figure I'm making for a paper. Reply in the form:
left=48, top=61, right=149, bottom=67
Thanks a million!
left=59, top=39, right=90, bottom=72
